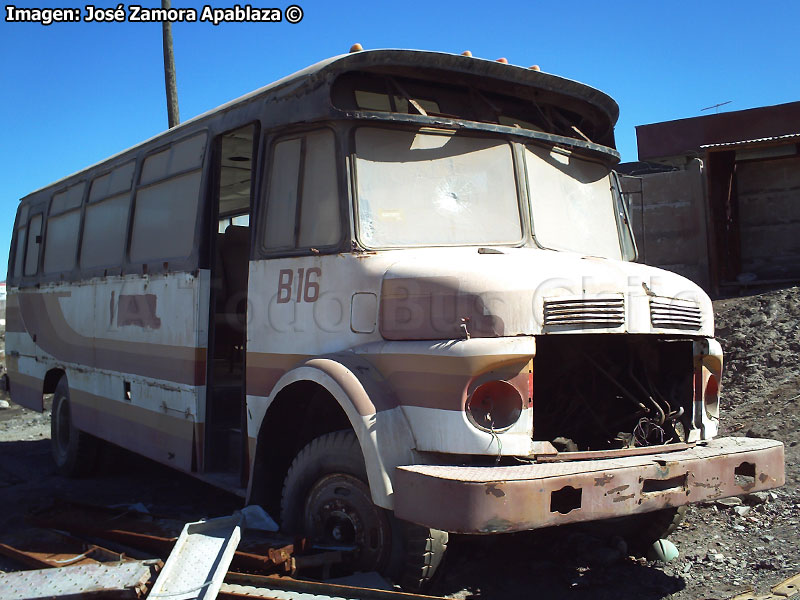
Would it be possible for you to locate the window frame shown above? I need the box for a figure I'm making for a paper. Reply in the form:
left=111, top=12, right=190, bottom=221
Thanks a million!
left=22, top=210, right=45, bottom=279
left=257, top=125, right=347, bottom=258
left=77, top=159, right=136, bottom=275
left=42, top=181, right=87, bottom=276
left=523, top=141, right=628, bottom=261
left=208, top=120, right=261, bottom=265
left=349, top=124, right=527, bottom=251
left=8, top=204, right=29, bottom=283
left=126, top=129, right=210, bottom=271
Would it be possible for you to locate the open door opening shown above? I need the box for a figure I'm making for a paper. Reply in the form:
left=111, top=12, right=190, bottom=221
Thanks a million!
left=205, top=123, right=256, bottom=482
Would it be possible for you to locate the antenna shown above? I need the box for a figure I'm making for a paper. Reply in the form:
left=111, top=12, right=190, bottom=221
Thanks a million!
left=701, top=100, right=732, bottom=114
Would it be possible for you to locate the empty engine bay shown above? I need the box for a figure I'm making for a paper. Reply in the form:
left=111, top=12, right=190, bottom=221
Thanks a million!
left=533, top=334, right=696, bottom=451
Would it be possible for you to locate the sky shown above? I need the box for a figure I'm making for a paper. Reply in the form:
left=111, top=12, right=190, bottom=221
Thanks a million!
left=1, top=0, right=798, bottom=280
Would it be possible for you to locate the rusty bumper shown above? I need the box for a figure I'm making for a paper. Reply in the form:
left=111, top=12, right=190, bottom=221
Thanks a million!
left=393, top=437, right=784, bottom=534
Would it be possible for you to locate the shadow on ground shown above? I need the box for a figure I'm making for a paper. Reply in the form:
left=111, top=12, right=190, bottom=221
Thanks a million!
left=431, top=528, right=685, bottom=600
left=0, top=439, right=687, bottom=599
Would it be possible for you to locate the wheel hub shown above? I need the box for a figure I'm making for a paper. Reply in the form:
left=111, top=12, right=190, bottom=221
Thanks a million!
left=304, top=473, right=391, bottom=572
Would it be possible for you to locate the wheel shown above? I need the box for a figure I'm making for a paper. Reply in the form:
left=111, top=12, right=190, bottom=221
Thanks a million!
left=280, top=430, right=447, bottom=591
left=51, top=376, right=97, bottom=477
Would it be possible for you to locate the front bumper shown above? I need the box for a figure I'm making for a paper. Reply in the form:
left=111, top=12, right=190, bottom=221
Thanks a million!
left=394, top=437, right=784, bottom=534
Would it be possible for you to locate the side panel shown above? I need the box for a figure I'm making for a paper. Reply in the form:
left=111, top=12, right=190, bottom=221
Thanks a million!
left=4, top=271, right=208, bottom=472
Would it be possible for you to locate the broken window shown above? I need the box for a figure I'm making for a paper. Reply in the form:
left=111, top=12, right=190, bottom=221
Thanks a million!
left=354, top=127, right=521, bottom=248
left=355, top=90, right=440, bottom=115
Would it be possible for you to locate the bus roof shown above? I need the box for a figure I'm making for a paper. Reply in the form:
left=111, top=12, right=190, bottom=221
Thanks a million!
left=20, top=49, right=619, bottom=202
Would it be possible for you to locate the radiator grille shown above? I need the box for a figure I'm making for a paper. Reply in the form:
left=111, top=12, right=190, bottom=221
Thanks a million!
left=650, top=297, right=702, bottom=330
left=543, top=296, right=625, bottom=328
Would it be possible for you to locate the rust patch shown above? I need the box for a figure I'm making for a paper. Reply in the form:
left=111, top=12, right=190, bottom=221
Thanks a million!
left=480, top=517, right=514, bottom=533
left=759, top=473, right=769, bottom=483
left=692, top=480, right=722, bottom=489
left=606, top=485, right=630, bottom=495
left=118, top=294, right=161, bottom=329
left=594, top=473, right=613, bottom=487
left=612, top=493, right=636, bottom=503
left=485, top=483, right=505, bottom=498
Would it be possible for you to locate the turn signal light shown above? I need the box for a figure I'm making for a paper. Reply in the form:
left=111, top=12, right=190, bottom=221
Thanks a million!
left=466, top=380, right=523, bottom=431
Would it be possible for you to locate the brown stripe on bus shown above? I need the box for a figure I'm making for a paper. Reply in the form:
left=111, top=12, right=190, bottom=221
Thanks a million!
left=244, top=352, right=308, bottom=397
left=71, top=388, right=194, bottom=471
left=17, top=292, right=206, bottom=386
left=5, top=369, right=45, bottom=412
left=5, top=294, right=24, bottom=333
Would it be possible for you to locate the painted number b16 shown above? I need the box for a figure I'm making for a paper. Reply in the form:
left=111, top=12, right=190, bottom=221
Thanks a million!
left=277, top=268, right=321, bottom=303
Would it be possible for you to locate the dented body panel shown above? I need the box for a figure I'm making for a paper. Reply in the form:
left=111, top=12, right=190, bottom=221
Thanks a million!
left=394, top=437, right=785, bottom=533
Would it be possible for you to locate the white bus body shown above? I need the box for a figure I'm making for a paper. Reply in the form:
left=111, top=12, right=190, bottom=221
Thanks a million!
left=4, top=50, right=784, bottom=589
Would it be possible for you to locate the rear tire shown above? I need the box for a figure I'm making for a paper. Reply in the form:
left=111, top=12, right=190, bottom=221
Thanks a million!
left=280, top=430, right=447, bottom=592
left=51, top=376, right=97, bottom=477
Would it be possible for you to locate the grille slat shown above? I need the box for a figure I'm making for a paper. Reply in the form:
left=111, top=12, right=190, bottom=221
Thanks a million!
left=649, top=297, right=702, bottom=330
left=544, top=296, right=625, bottom=328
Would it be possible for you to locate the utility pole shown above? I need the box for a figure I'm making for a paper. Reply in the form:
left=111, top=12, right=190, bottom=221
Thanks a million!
left=161, top=0, right=180, bottom=128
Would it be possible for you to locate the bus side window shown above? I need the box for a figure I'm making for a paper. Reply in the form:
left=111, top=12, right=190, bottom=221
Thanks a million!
left=129, top=132, right=208, bottom=264
left=262, top=129, right=340, bottom=252
left=11, top=204, right=30, bottom=280
left=44, top=182, right=84, bottom=275
left=23, top=214, right=43, bottom=277
left=81, top=161, right=135, bottom=269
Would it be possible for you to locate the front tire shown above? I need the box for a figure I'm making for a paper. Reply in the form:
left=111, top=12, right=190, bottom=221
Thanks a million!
left=51, top=376, right=97, bottom=477
left=280, top=430, right=447, bottom=591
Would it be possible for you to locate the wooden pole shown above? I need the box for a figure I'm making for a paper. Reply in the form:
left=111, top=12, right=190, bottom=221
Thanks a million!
left=161, top=0, right=180, bottom=128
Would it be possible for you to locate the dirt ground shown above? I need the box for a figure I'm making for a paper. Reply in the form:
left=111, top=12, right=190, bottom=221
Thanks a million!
left=0, top=286, right=797, bottom=599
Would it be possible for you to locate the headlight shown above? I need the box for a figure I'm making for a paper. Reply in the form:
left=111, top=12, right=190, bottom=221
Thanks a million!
left=466, top=380, right=523, bottom=432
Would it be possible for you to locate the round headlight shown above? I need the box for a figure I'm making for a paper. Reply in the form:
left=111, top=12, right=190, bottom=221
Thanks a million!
left=466, top=380, right=523, bottom=432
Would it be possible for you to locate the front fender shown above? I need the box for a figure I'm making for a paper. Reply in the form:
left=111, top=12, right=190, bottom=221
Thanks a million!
left=249, top=353, right=416, bottom=510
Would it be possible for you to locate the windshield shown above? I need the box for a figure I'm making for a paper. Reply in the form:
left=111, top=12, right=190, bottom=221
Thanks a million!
left=354, top=128, right=522, bottom=248
left=525, top=144, right=631, bottom=260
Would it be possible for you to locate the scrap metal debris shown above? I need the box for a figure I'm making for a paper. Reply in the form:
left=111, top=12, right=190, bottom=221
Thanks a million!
left=26, top=499, right=318, bottom=575
left=219, top=571, right=444, bottom=600
left=0, top=500, right=443, bottom=600
left=0, top=559, right=162, bottom=599
left=0, top=529, right=128, bottom=569
left=727, top=572, right=800, bottom=600
left=149, top=515, right=242, bottom=600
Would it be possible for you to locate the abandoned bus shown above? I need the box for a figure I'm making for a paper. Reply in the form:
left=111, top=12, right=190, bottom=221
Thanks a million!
left=3, top=49, right=784, bottom=589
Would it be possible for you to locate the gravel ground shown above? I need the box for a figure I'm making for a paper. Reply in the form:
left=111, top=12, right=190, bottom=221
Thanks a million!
left=0, top=287, right=797, bottom=599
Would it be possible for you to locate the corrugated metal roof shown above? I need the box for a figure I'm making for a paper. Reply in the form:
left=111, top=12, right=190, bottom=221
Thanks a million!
left=700, top=132, right=800, bottom=149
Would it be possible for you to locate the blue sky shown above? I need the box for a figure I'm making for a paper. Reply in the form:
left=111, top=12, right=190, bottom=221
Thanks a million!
left=1, top=1, right=798, bottom=280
